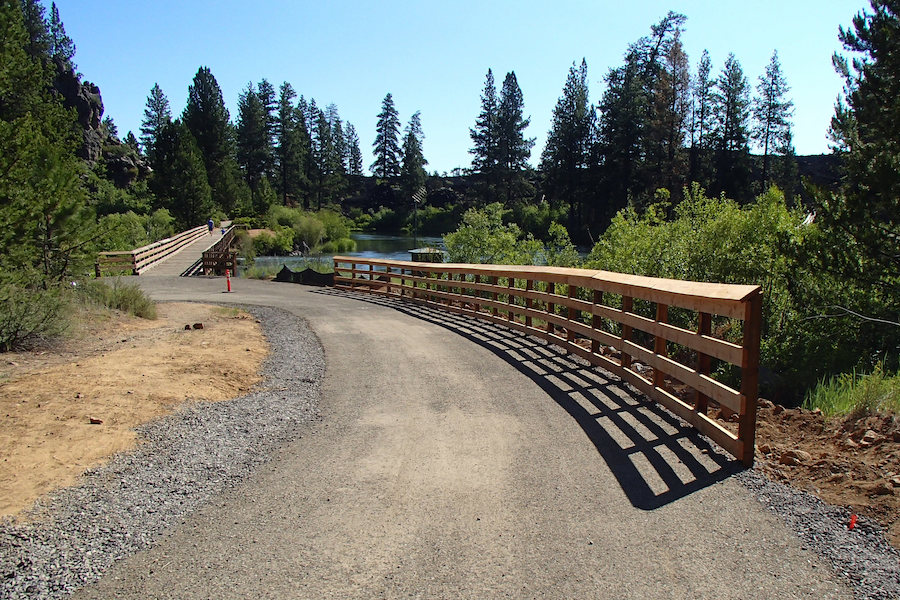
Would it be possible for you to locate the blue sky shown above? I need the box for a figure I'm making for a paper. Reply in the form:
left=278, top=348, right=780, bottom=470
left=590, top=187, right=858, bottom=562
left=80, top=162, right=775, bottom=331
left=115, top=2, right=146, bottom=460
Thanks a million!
left=53, top=0, right=868, bottom=175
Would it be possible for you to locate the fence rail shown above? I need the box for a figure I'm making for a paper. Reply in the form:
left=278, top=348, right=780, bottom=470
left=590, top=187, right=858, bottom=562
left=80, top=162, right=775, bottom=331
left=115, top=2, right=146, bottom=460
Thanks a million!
left=96, top=225, right=209, bottom=276
left=333, top=256, right=762, bottom=466
left=201, top=226, right=237, bottom=275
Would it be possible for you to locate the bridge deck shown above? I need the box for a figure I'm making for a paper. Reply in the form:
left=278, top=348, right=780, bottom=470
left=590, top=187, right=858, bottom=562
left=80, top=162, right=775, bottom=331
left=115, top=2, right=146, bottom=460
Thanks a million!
left=140, top=227, right=224, bottom=277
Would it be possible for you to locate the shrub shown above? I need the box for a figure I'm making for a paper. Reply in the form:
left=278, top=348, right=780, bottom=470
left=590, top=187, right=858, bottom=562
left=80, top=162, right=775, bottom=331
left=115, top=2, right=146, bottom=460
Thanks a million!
left=443, top=203, right=543, bottom=265
left=80, top=279, right=157, bottom=319
left=0, top=280, right=68, bottom=351
left=803, top=364, right=900, bottom=418
left=320, top=238, right=357, bottom=253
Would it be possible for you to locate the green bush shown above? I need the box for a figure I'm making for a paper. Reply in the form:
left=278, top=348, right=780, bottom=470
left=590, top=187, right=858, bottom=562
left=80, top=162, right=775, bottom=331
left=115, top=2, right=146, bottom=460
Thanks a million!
left=0, top=280, right=68, bottom=351
left=293, top=215, right=325, bottom=251
left=320, top=238, right=357, bottom=253
left=443, top=203, right=543, bottom=265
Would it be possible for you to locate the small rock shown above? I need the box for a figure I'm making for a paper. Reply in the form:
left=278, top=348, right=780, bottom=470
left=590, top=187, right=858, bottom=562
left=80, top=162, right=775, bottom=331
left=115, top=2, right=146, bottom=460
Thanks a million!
left=870, top=482, right=894, bottom=496
left=890, top=475, right=900, bottom=488
left=779, top=454, right=801, bottom=466
left=757, top=443, right=772, bottom=454
left=193, top=323, right=204, bottom=330
left=7, top=361, right=18, bottom=366
left=843, top=438, right=859, bottom=449
left=184, top=324, right=191, bottom=330
left=88, top=417, right=103, bottom=425
left=772, top=405, right=784, bottom=415
left=779, top=449, right=812, bottom=465
left=75, top=393, right=83, bottom=399
left=892, top=430, right=900, bottom=443
left=860, top=429, right=883, bottom=447
left=758, top=398, right=774, bottom=409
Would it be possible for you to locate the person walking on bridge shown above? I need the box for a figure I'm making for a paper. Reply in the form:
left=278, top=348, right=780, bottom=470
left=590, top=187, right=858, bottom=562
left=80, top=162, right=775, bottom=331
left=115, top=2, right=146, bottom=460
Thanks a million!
left=207, top=218, right=214, bottom=235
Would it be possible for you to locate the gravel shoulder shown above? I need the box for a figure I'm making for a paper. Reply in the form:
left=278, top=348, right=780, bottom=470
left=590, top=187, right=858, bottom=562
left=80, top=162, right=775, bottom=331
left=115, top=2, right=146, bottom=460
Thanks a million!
left=0, top=305, right=323, bottom=599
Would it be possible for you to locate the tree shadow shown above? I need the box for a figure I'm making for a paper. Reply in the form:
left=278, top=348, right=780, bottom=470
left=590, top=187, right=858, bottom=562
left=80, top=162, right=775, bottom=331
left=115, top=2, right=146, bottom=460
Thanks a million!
left=314, top=287, right=743, bottom=510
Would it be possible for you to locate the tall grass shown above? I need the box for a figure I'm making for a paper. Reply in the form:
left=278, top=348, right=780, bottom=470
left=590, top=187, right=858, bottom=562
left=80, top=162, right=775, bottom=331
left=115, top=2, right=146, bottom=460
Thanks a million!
left=79, top=279, right=157, bottom=319
left=802, top=363, right=900, bottom=418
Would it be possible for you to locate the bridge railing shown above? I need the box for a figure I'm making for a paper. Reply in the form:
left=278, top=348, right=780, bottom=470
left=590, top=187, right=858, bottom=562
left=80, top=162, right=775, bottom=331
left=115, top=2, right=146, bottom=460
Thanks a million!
left=96, top=225, right=209, bottom=276
left=201, top=226, right=237, bottom=275
left=333, top=257, right=762, bottom=466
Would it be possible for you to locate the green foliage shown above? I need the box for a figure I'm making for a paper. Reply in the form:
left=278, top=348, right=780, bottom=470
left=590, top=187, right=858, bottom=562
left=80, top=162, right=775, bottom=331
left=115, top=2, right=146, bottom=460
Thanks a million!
left=97, top=211, right=149, bottom=251
left=585, top=183, right=887, bottom=400
left=803, top=363, right=900, bottom=418
left=316, top=209, right=350, bottom=241
left=79, top=279, right=157, bottom=320
left=319, top=238, right=356, bottom=253
left=0, top=279, right=67, bottom=351
left=371, top=93, right=401, bottom=178
left=543, top=222, right=579, bottom=267
left=443, top=203, right=543, bottom=265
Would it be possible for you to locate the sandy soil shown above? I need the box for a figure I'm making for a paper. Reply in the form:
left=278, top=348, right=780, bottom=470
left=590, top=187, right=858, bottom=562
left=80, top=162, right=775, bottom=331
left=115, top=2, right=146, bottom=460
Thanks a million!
left=0, top=302, right=267, bottom=517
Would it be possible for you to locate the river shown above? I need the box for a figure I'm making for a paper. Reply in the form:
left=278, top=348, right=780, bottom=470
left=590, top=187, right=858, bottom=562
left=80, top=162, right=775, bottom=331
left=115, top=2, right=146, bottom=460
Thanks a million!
left=251, top=233, right=445, bottom=271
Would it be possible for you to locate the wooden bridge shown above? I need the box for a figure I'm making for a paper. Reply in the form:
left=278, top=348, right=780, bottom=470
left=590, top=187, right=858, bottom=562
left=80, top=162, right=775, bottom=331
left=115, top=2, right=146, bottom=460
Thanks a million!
left=96, top=223, right=237, bottom=277
left=333, top=256, right=762, bottom=466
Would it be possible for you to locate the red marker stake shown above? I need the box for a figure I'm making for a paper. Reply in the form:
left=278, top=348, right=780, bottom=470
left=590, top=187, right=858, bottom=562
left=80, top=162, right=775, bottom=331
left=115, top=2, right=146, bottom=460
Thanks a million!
left=226, top=269, right=232, bottom=293
left=849, top=514, right=858, bottom=530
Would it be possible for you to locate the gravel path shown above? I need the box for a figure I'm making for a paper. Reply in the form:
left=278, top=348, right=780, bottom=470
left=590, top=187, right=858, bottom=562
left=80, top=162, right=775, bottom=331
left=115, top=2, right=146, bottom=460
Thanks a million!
left=0, top=306, right=323, bottom=599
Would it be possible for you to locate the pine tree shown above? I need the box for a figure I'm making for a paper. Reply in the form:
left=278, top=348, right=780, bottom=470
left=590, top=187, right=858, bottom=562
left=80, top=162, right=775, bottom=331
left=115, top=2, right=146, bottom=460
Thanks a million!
left=256, top=78, right=278, bottom=181
left=235, top=83, right=268, bottom=195
left=346, top=123, right=363, bottom=176
left=18, top=0, right=50, bottom=63
left=648, top=29, right=690, bottom=194
left=711, top=53, right=752, bottom=200
left=371, top=93, right=401, bottom=178
left=1, top=0, right=91, bottom=288
left=150, top=120, right=213, bottom=229
left=183, top=66, right=235, bottom=212
left=496, top=71, right=535, bottom=206
left=822, top=0, right=900, bottom=297
left=469, top=69, right=499, bottom=176
left=401, top=111, right=427, bottom=197
left=689, top=50, right=715, bottom=187
left=47, top=2, right=74, bottom=69
left=545, top=59, right=594, bottom=229
left=752, top=50, right=794, bottom=189
left=140, top=83, right=171, bottom=164
left=275, top=82, right=309, bottom=206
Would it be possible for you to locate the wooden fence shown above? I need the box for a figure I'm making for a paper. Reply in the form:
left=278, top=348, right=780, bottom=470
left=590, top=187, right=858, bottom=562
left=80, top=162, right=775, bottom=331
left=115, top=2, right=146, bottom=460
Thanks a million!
left=201, top=226, right=237, bottom=275
left=333, top=257, right=763, bottom=466
left=96, top=225, right=209, bottom=276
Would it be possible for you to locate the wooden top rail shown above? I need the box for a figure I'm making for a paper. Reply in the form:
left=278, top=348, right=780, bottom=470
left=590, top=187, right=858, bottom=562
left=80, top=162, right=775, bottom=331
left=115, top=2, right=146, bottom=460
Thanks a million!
left=333, top=256, right=763, bottom=466
left=97, top=225, right=208, bottom=276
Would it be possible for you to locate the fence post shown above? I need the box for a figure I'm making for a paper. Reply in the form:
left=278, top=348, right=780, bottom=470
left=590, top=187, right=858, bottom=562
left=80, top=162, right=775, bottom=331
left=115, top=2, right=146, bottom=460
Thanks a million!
left=621, top=296, right=633, bottom=369
left=653, top=303, right=669, bottom=388
left=738, top=292, right=763, bottom=466
left=695, top=312, right=712, bottom=414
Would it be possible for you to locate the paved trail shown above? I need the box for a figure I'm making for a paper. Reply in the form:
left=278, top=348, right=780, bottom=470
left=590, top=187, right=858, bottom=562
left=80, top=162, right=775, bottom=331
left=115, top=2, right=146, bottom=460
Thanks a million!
left=76, top=277, right=850, bottom=599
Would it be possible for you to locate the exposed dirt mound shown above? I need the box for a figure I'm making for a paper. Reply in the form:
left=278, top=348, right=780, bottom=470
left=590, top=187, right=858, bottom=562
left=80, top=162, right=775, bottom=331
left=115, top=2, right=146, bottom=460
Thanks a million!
left=752, top=399, right=900, bottom=547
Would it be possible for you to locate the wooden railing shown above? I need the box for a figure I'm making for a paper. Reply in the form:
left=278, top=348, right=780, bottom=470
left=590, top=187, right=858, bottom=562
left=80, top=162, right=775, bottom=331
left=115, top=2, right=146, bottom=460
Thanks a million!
left=96, top=225, right=209, bottom=276
left=201, top=226, right=237, bottom=275
left=333, top=257, right=763, bottom=466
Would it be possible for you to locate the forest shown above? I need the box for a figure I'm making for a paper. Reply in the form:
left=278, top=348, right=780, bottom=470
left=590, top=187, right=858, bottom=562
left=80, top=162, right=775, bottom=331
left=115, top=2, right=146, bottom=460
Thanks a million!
left=0, top=0, right=898, bottom=406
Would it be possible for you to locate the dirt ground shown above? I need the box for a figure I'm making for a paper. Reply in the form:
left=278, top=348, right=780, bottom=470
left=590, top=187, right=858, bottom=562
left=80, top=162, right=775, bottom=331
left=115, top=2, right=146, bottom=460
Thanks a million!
left=0, top=302, right=267, bottom=518
left=750, top=400, right=900, bottom=548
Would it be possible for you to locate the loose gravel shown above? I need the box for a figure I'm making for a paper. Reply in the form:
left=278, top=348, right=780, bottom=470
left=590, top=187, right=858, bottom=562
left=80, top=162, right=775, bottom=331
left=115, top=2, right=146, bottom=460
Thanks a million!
left=737, top=469, right=900, bottom=600
left=0, top=305, right=323, bottom=600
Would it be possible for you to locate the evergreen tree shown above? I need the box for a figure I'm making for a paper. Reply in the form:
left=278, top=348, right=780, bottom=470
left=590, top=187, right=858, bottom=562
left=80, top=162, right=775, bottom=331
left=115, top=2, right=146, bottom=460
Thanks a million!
left=18, top=0, right=50, bottom=63
left=469, top=69, right=499, bottom=177
left=689, top=49, right=715, bottom=188
left=235, top=82, right=268, bottom=195
left=183, top=66, right=235, bottom=212
left=648, top=29, right=690, bottom=194
left=545, top=59, right=594, bottom=229
left=711, top=53, right=752, bottom=200
left=823, top=0, right=900, bottom=297
left=346, top=122, right=363, bottom=176
left=150, top=120, right=212, bottom=228
left=752, top=50, right=794, bottom=189
left=124, top=131, right=140, bottom=154
left=257, top=78, right=278, bottom=179
left=47, top=2, right=73, bottom=69
left=401, top=110, right=427, bottom=197
left=1, top=0, right=92, bottom=287
left=371, top=93, right=401, bottom=178
left=496, top=71, right=535, bottom=206
left=275, top=82, right=309, bottom=206
left=140, top=83, right=171, bottom=163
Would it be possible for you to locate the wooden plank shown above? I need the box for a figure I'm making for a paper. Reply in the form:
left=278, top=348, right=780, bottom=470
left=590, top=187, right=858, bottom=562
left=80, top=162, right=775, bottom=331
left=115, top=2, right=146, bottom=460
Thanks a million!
left=738, top=291, right=763, bottom=466
left=621, top=296, right=633, bottom=369
left=696, top=312, right=712, bottom=414
left=653, top=303, right=668, bottom=388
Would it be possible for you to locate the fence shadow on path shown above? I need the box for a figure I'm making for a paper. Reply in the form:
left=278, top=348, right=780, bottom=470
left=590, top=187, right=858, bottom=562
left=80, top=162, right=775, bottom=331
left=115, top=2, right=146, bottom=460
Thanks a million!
left=314, top=287, right=743, bottom=510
